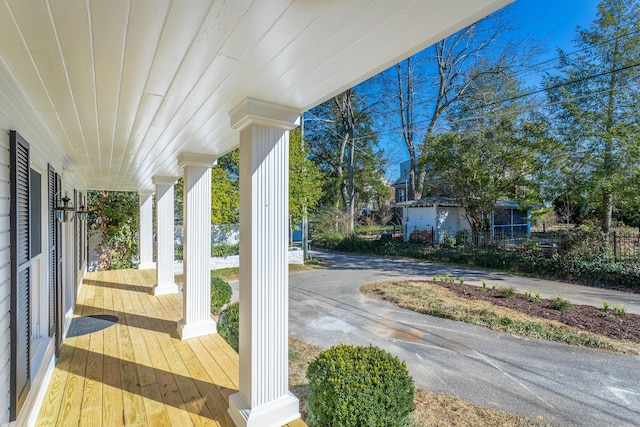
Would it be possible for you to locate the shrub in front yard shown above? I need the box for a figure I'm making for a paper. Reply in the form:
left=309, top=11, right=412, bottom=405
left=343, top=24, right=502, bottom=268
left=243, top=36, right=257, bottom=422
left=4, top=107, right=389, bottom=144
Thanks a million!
left=211, top=277, right=232, bottom=315
left=306, top=344, right=415, bottom=427
left=218, top=301, right=239, bottom=352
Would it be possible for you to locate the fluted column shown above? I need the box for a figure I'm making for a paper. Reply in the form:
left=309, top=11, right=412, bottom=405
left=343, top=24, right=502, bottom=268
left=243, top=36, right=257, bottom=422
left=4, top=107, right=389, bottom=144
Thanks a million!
left=152, top=176, right=179, bottom=296
left=228, top=99, right=300, bottom=427
left=138, top=190, right=155, bottom=269
left=177, top=153, right=217, bottom=340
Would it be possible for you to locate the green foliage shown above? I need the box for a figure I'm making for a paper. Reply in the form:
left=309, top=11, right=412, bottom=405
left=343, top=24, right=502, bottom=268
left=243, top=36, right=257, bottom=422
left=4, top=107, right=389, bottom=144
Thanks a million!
left=211, top=150, right=240, bottom=225
left=210, top=277, right=232, bottom=315
left=422, top=122, right=552, bottom=237
left=525, top=290, right=541, bottom=303
left=501, top=287, right=516, bottom=298
left=544, top=0, right=640, bottom=234
left=289, top=127, right=323, bottom=223
left=550, top=294, right=573, bottom=313
left=313, top=233, right=640, bottom=290
left=87, top=190, right=140, bottom=270
left=600, top=301, right=626, bottom=318
left=218, top=302, right=239, bottom=352
left=211, top=243, right=239, bottom=257
left=306, top=344, right=415, bottom=427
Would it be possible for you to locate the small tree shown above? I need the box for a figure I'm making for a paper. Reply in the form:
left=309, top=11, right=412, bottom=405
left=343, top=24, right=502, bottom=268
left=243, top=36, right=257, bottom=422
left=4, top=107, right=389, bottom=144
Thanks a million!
left=87, top=190, right=140, bottom=270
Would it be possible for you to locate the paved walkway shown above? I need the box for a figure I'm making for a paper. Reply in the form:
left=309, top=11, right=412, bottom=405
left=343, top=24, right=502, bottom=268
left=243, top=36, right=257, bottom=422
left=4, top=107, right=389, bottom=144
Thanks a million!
left=286, top=251, right=640, bottom=427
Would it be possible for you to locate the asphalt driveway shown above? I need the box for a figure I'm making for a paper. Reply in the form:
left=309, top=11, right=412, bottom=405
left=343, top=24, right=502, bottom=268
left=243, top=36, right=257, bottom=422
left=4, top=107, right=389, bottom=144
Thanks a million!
left=286, top=250, right=640, bottom=426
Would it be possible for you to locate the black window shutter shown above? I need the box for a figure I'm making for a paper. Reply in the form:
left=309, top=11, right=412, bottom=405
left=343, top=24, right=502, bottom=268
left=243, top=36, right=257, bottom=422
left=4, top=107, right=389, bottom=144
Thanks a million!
left=10, top=131, right=31, bottom=421
left=48, top=164, right=55, bottom=337
left=55, top=173, right=63, bottom=358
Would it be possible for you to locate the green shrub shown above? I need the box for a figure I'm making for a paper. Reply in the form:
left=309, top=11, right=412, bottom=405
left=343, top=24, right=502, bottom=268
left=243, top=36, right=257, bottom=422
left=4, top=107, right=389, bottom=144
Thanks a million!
left=211, top=277, right=232, bottom=315
left=500, top=287, right=516, bottom=298
left=211, top=243, right=240, bottom=257
left=306, top=344, right=415, bottom=427
left=218, top=302, right=239, bottom=352
left=550, top=294, right=573, bottom=313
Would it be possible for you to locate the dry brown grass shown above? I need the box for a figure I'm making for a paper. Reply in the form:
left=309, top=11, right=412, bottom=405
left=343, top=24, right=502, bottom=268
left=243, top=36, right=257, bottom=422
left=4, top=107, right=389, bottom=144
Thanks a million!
left=288, top=336, right=551, bottom=427
left=362, top=281, right=640, bottom=354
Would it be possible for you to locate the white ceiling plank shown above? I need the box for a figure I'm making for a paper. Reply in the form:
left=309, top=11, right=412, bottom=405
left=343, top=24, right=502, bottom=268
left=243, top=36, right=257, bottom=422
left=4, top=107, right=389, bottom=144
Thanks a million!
left=0, top=3, right=52, bottom=113
left=125, top=0, right=214, bottom=182
left=89, top=0, right=129, bottom=175
left=113, top=0, right=171, bottom=177
left=0, top=0, right=513, bottom=190
left=8, top=0, right=85, bottom=165
left=49, top=0, right=97, bottom=172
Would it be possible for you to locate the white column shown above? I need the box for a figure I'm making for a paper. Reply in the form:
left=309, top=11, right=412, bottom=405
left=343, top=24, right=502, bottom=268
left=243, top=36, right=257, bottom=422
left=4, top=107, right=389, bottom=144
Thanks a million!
left=176, top=153, right=217, bottom=340
left=138, top=190, right=155, bottom=269
left=152, top=176, right=179, bottom=296
left=228, top=99, right=300, bottom=427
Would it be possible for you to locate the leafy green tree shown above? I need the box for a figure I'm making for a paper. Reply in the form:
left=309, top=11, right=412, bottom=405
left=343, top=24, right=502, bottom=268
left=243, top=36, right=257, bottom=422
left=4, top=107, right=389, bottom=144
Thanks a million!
left=423, top=120, right=547, bottom=238
left=211, top=149, right=240, bottom=225
left=174, top=149, right=240, bottom=226
left=87, top=190, right=139, bottom=270
left=545, top=0, right=640, bottom=236
left=422, top=56, right=560, bottom=238
left=289, top=127, right=323, bottom=224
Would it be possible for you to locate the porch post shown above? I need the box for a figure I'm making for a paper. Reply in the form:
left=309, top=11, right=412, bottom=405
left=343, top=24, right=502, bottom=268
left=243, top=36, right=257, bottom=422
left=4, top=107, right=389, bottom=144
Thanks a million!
left=138, top=190, right=155, bottom=269
left=152, top=176, right=179, bottom=296
left=176, top=153, right=217, bottom=340
left=228, top=99, right=300, bottom=427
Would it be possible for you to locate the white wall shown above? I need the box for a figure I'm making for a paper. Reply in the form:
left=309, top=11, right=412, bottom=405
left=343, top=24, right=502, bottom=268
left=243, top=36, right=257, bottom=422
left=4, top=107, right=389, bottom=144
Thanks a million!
left=405, top=206, right=437, bottom=234
left=0, top=125, right=12, bottom=425
left=0, top=111, right=87, bottom=424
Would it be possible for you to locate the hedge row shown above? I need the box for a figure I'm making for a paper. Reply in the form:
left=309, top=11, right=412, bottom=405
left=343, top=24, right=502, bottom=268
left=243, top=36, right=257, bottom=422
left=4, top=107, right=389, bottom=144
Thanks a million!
left=314, top=235, right=640, bottom=290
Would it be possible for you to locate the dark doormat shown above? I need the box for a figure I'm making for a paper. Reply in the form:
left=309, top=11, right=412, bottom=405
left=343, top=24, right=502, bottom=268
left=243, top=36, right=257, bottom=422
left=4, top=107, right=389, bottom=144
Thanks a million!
left=67, top=314, right=119, bottom=337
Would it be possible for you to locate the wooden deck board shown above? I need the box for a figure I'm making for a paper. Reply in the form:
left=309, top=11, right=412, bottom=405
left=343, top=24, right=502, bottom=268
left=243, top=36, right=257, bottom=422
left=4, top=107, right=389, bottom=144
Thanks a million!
left=36, top=268, right=308, bottom=427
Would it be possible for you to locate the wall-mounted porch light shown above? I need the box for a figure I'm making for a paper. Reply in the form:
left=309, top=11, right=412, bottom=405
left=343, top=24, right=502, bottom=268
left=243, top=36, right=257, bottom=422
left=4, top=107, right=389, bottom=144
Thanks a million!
left=55, top=193, right=75, bottom=223
left=76, top=204, right=89, bottom=221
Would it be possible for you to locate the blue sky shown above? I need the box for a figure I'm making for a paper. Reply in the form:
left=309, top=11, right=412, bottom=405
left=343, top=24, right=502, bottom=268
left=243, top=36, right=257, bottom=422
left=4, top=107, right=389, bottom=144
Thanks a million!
left=381, top=0, right=601, bottom=180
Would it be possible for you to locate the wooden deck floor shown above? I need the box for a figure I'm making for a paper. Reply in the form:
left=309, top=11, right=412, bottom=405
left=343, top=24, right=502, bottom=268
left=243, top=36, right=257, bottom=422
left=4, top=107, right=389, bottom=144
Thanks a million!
left=37, top=268, right=307, bottom=427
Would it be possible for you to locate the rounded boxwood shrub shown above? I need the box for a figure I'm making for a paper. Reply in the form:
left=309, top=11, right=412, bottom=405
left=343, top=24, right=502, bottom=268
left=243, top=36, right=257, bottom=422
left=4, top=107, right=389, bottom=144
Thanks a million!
left=306, top=344, right=415, bottom=427
left=218, top=301, right=239, bottom=352
left=211, top=277, right=232, bottom=315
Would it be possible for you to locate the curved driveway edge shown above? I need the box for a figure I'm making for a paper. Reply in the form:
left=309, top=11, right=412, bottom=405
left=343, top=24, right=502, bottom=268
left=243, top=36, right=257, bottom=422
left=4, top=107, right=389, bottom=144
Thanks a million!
left=287, top=250, right=640, bottom=427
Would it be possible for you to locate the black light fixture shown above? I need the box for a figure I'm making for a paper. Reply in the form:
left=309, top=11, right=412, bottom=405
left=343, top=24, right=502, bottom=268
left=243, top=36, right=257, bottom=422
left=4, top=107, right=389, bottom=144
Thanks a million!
left=55, top=193, right=75, bottom=223
left=76, top=203, right=89, bottom=221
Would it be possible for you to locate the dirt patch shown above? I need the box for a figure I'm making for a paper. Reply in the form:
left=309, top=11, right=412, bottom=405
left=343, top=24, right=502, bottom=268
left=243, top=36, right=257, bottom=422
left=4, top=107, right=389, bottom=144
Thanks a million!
left=432, top=280, right=640, bottom=344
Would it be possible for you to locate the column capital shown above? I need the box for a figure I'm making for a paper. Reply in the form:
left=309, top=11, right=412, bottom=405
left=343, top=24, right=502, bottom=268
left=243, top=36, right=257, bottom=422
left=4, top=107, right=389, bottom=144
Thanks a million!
left=138, top=189, right=154, bottom=197
left=177, top=152, right=217, bottom=169
left=229, top=98, right=300, bottom=132
left=152, top=175, right=179, bottom=186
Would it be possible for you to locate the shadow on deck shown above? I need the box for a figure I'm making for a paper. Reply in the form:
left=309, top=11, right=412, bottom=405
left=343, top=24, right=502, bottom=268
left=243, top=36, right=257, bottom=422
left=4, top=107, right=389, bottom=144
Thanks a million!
left=36, top=268, right=306, bottom=427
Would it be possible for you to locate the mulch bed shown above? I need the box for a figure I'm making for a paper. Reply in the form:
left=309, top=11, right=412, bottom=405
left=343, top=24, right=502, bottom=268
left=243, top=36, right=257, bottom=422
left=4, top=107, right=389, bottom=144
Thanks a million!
left=429, top=280, right=640, bottom=344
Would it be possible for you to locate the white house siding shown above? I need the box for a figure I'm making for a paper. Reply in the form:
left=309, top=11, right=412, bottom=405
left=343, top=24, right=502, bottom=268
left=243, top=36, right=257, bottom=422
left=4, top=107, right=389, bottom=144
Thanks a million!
left=0, top=126, right=11, bottom=425
left=0, top=113, right=87, bottom=423
left=405, top=206, right=437, bottom=233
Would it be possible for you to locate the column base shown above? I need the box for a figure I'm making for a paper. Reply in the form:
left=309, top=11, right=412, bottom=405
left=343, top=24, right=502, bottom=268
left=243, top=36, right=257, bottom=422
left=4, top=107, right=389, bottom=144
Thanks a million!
left=177, top=318, right=217, bottom=340
left=228, top=392, right=300, bottom=427
left=153, top=283, right=180, bottom=296
left=138, top=262, right=156, bottom=270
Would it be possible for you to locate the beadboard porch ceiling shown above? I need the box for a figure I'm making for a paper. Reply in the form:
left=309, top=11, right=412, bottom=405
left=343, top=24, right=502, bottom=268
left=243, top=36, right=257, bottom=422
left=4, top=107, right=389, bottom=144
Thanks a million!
left=0, top=0, right=510, bottom=191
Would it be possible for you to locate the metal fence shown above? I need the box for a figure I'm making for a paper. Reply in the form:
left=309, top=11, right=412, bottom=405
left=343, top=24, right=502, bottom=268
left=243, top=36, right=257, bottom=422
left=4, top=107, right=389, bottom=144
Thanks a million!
left=405, top=226, right=640, bottom=261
